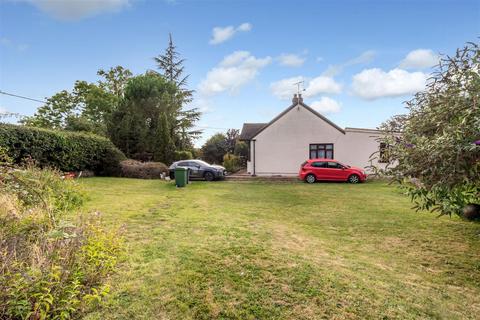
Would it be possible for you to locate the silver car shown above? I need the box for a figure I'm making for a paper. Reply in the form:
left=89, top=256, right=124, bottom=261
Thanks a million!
left=169, top=160, right=226, bottom=181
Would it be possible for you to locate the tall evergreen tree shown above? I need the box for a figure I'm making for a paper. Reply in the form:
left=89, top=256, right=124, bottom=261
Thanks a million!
left=154, top=34, right=191, bottom=94
left=155, top=112, right=176, bottom=164
left=154, top=34, right=201, bottom=149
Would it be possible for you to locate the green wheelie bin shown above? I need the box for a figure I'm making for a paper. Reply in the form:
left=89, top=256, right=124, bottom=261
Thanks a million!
left=175, top=167, right=189, bottom=187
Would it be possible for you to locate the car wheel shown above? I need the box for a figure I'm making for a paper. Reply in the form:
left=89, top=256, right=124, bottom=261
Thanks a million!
left=305, top=174, right=316, bottom=184
left=204, top=171, right=214, bottom=181
left=348, top=174, right=360, bottom=184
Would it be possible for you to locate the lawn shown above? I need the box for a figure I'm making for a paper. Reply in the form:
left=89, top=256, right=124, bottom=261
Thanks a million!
left=79, top=178, right=480, bottom=319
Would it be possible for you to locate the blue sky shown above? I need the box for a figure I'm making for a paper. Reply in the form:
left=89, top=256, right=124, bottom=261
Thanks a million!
left=1, top=0, right=479, bottom=145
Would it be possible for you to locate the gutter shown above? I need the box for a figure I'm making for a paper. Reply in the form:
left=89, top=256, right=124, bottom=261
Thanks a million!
left=252, top=139, right=256, bottom=176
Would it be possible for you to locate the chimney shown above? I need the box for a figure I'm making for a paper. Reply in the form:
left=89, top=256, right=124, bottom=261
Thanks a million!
left=292, top=93, right=298, bottom=104
left=298, top=93, right=303, bottom=103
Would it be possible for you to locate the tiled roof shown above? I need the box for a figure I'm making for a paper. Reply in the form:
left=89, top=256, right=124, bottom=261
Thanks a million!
left=239, top=123, right=267, bottom=140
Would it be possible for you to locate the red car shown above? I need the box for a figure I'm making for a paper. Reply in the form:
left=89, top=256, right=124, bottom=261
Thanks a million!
left=299, top=158, right=367, bottom=184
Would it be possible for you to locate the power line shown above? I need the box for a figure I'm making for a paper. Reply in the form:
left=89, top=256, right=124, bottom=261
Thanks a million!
left=0, top=90, right=46, bottom=104
left=0, top=91, right=238, bottom=130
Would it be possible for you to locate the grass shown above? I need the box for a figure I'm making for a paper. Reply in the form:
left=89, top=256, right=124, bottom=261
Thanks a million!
left=79, top=178, right=480, bottom=319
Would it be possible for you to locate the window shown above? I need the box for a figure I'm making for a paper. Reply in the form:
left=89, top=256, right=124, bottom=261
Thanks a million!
left=379, top=143, right=390, bottom=163
left=327, top=161, right=342, bottom=169
left=311, top=161, right=327, bottom=168
left=309, top=144, right=334, bottom=159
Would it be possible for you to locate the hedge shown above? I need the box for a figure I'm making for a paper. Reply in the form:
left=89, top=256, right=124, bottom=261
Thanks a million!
left=0, top=124, right=126, bottom=175
left=120, top=159, right=168, bottom=179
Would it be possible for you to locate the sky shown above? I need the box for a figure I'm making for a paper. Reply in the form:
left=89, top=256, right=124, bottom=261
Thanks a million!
left=0, top=0, right=479, bottom=146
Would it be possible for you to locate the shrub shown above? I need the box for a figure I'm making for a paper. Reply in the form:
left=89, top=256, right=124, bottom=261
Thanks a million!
left=0, top=162, right=85, bottom=215
left=0, top=123, right=126, bottom=176
left=120, top=159, right=168, bottom=179
left=234, top=141, right=248, bottom=167
left=374, top=42, right=480, bottom=217
left=0, top=164, right=123, bottom=319
left=174, top=150, right=193, bottom=161
left=223, top=153, right=241, bottom=173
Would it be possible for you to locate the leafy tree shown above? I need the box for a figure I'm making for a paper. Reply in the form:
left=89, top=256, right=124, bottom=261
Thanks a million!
left=64, top=115, right=97, bottom=133
left=21, top=66, right=131, bottom=136
left=72, top=81, right=118, bottom=133
left=375, top=42, right=480, bottom=217
left=108, top=73, right=180, bottom=164
left=225, top=129, right=239, bottom=153
left=97, top=65, right=133, bottom=98
left=234, top=140, right=248, bottom=158
left=201, top=133, right=228, bottom=164
left=22, top=90, right=76, bottom=129
left=154, top=33, right=201, bottom=149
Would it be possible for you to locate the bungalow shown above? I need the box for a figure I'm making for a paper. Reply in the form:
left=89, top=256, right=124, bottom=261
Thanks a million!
left=239, top=94, right=388, bottom=176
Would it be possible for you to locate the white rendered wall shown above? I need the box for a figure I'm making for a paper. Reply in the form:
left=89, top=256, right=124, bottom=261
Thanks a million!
left=249, top=104, right=386, bottom=176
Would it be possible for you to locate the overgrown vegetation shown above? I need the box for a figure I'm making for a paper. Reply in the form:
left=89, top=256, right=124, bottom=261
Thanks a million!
left=0, top=123, right=126, bottom=175
left=375, top=42, right=480, bottom=218
left=0, top=157, right=123, bottom=319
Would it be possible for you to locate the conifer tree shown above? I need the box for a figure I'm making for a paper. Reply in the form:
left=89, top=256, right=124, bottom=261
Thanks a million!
left=154, top=34, right=201, bottom=149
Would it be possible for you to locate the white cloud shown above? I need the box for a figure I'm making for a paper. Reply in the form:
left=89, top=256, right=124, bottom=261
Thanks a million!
left=278, top=53, right=305, bottom=67
left=311, top=97, right=341, bottom=114
left=237, top=22, right=252, bottom=32
left=21, top=0, right=131, bottom=21
left=270, top=75, right=342, bottom=100
left=305, top=76, right=342, bottom=96
left=270, top=76, right=304, bottom=100
left=323, top=50, right=376, bottom=77
left=348, top=50, right=376, bottom=65
left=399, top=49, right=439, bottom=69
left=198, top=51, right=271, bottom=95
left=352, top=68, right=427, bottom=100
left=209, top=22, right=252, bottom=45
left=0, top=106, right=6, bottom=114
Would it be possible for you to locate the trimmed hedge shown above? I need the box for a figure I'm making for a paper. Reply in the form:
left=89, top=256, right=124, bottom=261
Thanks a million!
left=120, top=159, right=168, bottom=179
left=0, top=124, right=126, bottom=175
